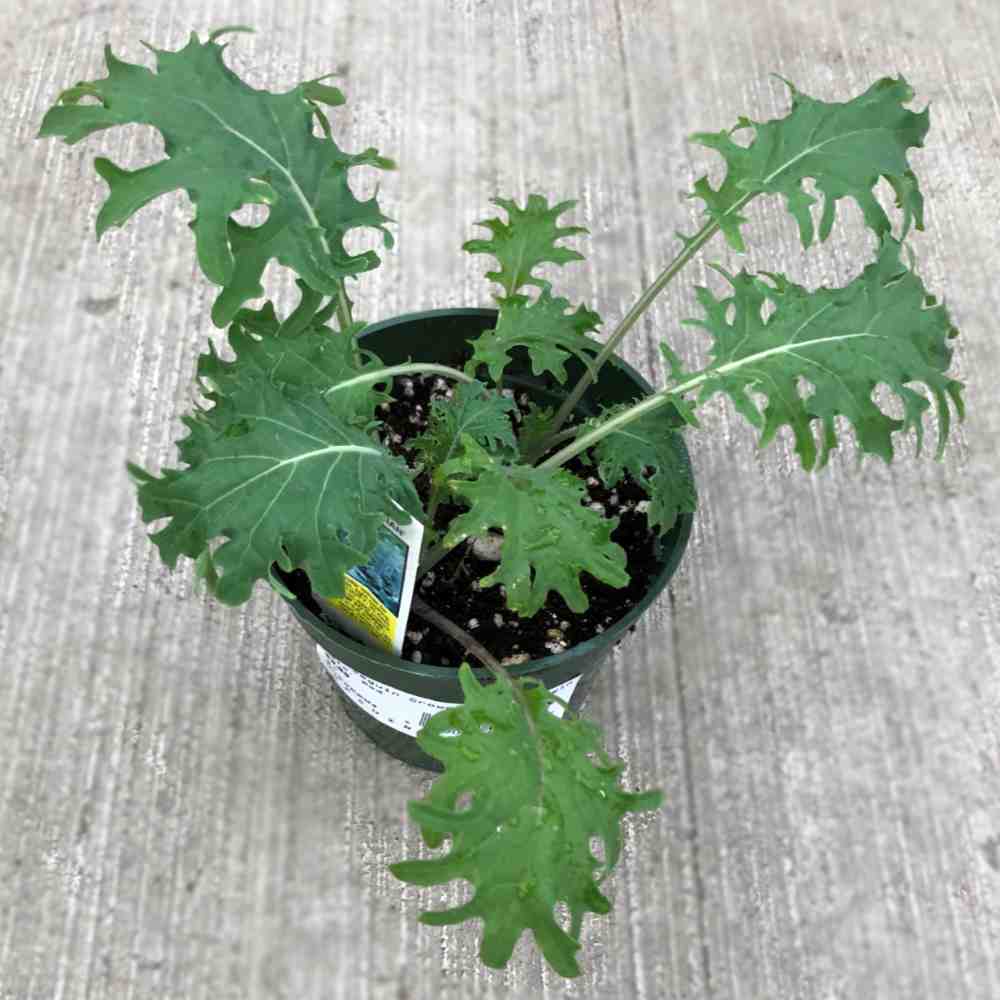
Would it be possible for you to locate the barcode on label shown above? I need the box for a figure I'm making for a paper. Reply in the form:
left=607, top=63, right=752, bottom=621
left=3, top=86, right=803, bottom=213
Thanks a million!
left=417, top=710, right=434, bottom=729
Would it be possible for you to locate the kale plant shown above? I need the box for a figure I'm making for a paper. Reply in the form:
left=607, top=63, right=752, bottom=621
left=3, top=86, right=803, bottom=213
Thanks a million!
left=39, top=27, right=964, bottom=977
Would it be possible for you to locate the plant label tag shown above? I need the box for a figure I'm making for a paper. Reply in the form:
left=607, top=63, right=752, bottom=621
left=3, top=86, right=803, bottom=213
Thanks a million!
left=321, top=502, right=423, bottom=656
left=317, top=646, right=582, bottom=737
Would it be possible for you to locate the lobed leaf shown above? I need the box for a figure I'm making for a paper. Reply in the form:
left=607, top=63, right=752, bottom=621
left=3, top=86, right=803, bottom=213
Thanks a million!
left=441, top=438, right=628, bottom=617
left=130, top=371, right=422, bottom=605
left=412, top=380, right=518, bottom=475
left=464, top=282, right=603, bottom=386
left=683, top=75, right=929, bottom=251
left=197, top=300, right=392, bottom=427
left=686, top=235, right=964, bottom=469
left=516, top=401, right=556, bottom=462
left=38, top=31, right=395, bottom=326
left=463, top=194, right=588, bottom=299
left=581, top=404, right=697, bottom=533
left=390, top=663, right=663, bottom=978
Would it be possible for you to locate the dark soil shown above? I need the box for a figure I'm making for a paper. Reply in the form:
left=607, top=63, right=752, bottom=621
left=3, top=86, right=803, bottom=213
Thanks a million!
left=283, top=372, right=669, bottom=666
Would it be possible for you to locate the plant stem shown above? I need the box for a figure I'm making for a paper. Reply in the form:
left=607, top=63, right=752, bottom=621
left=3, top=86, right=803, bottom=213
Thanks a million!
left=417, top=537, right=453, bottom=576
left=526, top=421, right=583, bottom=462
left=424, top=482, right=445, bottom=532
left=538, top=328, right=876, bottom=470
left=528, top=199, right=752, bottom=462
left=336, top=277, right=353, bottom=332
left=336, top=278, right=362, bottom=365
left=538, top=391, right=681, bottom=471
left=324, top=362, right=475, bottom=400
left=411, top=595, right=499, bottom=669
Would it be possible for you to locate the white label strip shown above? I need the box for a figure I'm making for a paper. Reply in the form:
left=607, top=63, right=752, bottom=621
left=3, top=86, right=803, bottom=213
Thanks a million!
left=317, top=645, right=581, bottom=738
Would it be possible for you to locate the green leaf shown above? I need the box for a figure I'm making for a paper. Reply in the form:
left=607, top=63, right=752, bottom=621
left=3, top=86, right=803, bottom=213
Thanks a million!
left=207, top=24, right=255, bottom=43
left=265, top=561, right=298, bottom=600
left=38, top=32, right=394, bottom=326
left=659, top=340, right=688, bottom=383
left=581, top=405, right=697, bottom=533
left=277, top=278, right=327, bottom=337
left=129, top=372, right=422, bottom=605
left=516, top=401, right=556, bottom=462
left=686, top=235, right=964, bottom=469
left=192, top=547, right=220, bottom=597
left=301, top=79, right=347, bottom=109
left=463, top=194, right=588, bottom=299
left=412, top=380, right=517, bottom=475
left=441, top=438, right=628, bottom=616
left=465, top=283, right=603, bottom=385
left=462, top=195, right=602, bottom=385
left=436, top=433, right=500, bottom=482
left=197, top=300, right=392, bottom=427
left=390, top=663, right=663, bottom=978
left=655, top=343, right=701, bottom=429
left=684, top=75, right=929, bottom=251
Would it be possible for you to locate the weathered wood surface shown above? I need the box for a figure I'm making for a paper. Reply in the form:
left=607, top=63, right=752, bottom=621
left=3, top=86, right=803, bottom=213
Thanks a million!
left=1, top=1, right=997, bottom=997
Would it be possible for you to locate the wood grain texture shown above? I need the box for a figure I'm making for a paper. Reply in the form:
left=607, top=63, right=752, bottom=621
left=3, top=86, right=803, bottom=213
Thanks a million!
left=1, top=1, right=997, bottom=997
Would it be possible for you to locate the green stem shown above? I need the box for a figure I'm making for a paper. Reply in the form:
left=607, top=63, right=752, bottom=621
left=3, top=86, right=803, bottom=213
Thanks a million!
left=527, top=197, right=753, bottom=462
left=538, top=390, right=684, bottom=471
left=417, top=537, right=453, bottom=577
left=425, top=480, right=446, bottom=531
left=538, top=328, right=875, bottom=471
left=411, top=595, right=499, bottom=670
left=413, top=596, right=549, bottom=805
left=336, top=278, right=353, bottom=332
left=324, top=362, right=475, bottom=399
left=527, top=422, right=583, bottom=462
left=336, top=278, right=362, bottom=365
left=409, top=596, right=546, bottom=794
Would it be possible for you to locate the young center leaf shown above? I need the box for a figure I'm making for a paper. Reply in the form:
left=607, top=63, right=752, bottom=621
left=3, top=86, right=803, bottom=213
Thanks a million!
left=440, top=438, right=628, bottom=617
left=463, top=194, right=588, bottom=299
left=685, top=235, right=964, bottom=469
left=582, top=404, right=697, bottom=533
left=516, top=401, right=556, bottom=463
left=463, top=195, right=603, bottom=385
left=683, top=75, right=929, bottom=252
left=465, top=283, right=603, bottom=386
left=129, top=370, right=422, bottom=606
left=390, top=663, right=663, bottom=979
left=412, top=380, right=518, bottom=475
left=37, top=30, right=395, bottom=326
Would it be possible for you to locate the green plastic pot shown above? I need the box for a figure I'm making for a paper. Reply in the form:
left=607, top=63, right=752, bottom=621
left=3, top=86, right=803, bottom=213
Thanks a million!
left=274, top=308, right=694, bottom=771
